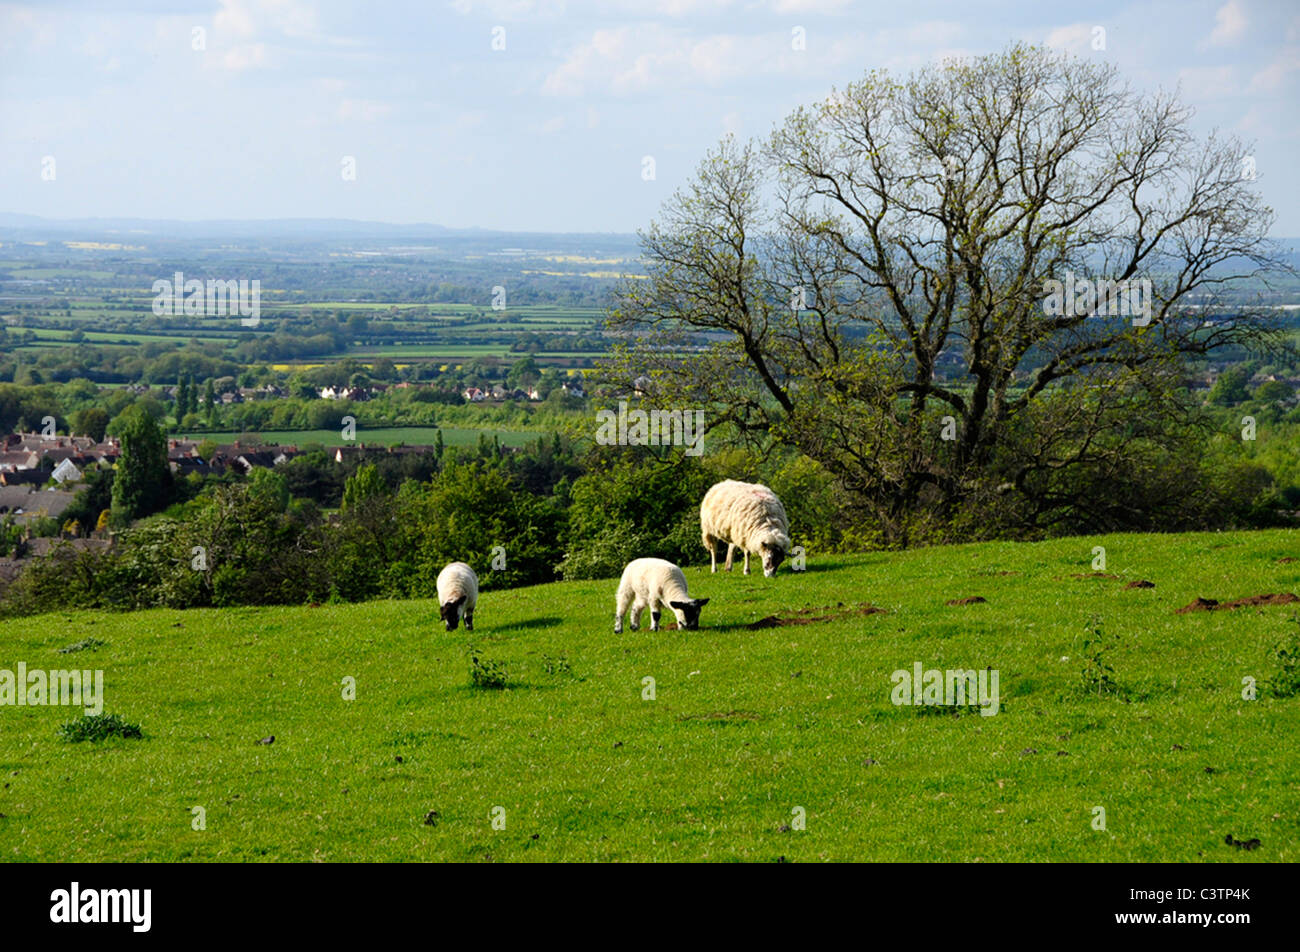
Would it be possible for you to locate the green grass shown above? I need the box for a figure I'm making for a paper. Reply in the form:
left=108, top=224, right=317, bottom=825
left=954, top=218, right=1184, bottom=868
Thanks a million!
left=1, top=528, right=1296, bottom=862
left=172, top=426, right=541, bottom=448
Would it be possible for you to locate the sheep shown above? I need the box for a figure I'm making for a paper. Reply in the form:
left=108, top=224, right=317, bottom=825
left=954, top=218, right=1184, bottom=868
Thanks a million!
left=614, top=558, right=709, bottom=633
left=436, top=562, right=478, bottom=632
left=700, top=479, right=791, bottom=578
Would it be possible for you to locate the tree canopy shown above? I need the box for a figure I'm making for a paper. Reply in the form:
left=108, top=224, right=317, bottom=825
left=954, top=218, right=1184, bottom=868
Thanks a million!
left=606, top=44, right=1290, bottom=542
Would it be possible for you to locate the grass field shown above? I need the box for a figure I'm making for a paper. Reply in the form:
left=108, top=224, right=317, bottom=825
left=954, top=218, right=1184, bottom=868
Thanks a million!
left=1, top=528, right=1297, bottom=862
left=173, top=426, right=542, bottom=448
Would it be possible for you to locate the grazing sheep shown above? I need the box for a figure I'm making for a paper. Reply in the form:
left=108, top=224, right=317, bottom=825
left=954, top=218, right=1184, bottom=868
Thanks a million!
left=436, top=562, right=478, bottom=632
left=614, top=558, right=709, bottom=633
left=700, top=479, right=791, bottom=578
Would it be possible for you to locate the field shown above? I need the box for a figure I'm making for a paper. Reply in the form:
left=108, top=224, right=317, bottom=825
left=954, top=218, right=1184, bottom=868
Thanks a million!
left=174, top=426, right=540, bottom=448
left=2, top=528, right=1296, bottom=862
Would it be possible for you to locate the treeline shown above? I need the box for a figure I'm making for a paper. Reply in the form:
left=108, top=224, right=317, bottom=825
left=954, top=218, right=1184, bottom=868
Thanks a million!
left=5, top=394, right=1296, bottom=618
left=0, top=436, right=772, bottom=614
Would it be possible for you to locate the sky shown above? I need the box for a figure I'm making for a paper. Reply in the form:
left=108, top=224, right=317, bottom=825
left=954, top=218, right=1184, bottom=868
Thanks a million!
left=1, top=0, right=1297, bottom=234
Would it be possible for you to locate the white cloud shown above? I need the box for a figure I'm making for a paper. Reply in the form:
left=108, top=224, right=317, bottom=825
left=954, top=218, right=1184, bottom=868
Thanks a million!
left=770, top=0, right=850, bottom=12
left=221, top=43, right=267, bottom=71
left=1044, top=22, right=1099, bottom=56
left=1248, top=46, right=1300, bottom=92
left=544, top=25, right=809, bottom=96
left=448, top=0, right=567, bottom=19
left=0, top=5, right=57, bottom=53
left=338, top=98, right=393, bottom=121
left=1207, top=0, right=1248, bottom=48
left=214, top=0, right=319, bottom=40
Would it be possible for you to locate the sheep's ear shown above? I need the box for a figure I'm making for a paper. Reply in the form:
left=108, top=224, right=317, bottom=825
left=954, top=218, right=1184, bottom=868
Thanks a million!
left=452, top=595, right=467, bottom=607
left=694, top=598, right=710, bottom=607
left=669, top=601, right=689, bottom=610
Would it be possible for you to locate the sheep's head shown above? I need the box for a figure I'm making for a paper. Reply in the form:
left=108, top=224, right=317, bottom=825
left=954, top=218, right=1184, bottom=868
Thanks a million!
left=439, top=595, right=466, bottom=632
left=759, top=541, right=786, bottom=577
left=669, top=598, right=710, bottom=630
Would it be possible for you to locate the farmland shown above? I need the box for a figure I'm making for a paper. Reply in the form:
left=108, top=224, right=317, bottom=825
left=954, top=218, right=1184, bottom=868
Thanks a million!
left=0, top=231, right=628, bottom=375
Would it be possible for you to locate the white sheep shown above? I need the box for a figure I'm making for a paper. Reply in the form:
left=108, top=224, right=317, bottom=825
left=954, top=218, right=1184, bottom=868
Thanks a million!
left=614, top=558, right=710, bottom=633
left=436, top=562, right=478, bottom=632
left=700, top=479, right=791, bottom=577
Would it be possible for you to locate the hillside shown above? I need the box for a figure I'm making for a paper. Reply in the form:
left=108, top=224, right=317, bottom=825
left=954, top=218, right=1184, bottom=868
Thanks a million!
left=2, top=528, right=1297, bottom=862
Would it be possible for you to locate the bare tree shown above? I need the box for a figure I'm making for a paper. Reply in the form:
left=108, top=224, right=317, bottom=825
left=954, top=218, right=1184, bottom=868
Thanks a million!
left=605, top=44, right=1289, bottom=542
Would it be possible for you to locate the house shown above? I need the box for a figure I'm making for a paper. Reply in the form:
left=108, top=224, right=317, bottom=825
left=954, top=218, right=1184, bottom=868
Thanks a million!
left=562, top=380, right=586, bottom=398
left=170, top=458, right=213, bottom=478
left=0, top=450, right=39, bottom=472
left=333, top=445, right=369, bottom=464
left=463, top=387, right=486, bottom=403
left=234, top=451, right=278, bottom=473
left=50, top=458, right=82, bottom=484
left=0, top=487, right=78, bottom=524
left=0, top=469, right=46, bottom=487
left=167, top=439, right=202, bottom=461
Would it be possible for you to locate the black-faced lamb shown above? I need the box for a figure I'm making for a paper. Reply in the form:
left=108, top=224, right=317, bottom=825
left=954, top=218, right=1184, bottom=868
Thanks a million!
left=614, top=558, right=709, bottom=633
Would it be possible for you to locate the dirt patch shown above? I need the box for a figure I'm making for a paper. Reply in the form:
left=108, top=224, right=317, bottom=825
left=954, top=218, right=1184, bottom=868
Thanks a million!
left=746, top=602, right=886, bottom=629
left=1175, top=593, right=1297, bottom=614
left=1175, top=597, right=1220, bottom=614
left=1277, top=557, right=1296, bottom=564
left=1070, top=573, right=1121, bottom=580
left=1222, top=593, right=1299, bottom=609
left=1125, top=580, right=1156, bottom=589
left=946, top=596, right=987, bottom=606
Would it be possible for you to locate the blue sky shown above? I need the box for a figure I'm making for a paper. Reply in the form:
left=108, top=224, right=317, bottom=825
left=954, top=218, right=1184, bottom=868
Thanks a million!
left=2, top=0, right=1297, bottom=233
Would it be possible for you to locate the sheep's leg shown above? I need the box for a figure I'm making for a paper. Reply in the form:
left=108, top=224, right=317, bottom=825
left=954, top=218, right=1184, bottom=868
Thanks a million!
left=650, top=610, right=661, bottom=631
left=630, top=601, right=645, bottom=631
left=743, top=549, right=750, bottom=575
left=707, top=536, right=718, bottom=573
left=464, top=610, right=474, bottom=632
left=724, top=544, right=735, bottom=572
left=615, top=589, right=631, bottom=633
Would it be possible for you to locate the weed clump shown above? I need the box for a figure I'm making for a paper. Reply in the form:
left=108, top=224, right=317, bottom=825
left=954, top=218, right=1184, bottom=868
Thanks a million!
left=59, top=713, right=143, bottom=742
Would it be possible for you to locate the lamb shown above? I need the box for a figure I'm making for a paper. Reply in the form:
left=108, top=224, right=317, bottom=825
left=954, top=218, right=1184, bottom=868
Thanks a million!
left=614, top=558, right=709, bottom=633
left=436, top=562, right=478, bottom=632
left=700, top=479, right=791, bottom=578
